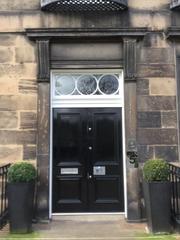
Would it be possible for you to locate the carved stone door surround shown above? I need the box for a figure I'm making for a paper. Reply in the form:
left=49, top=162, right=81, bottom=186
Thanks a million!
left=26, top=28, right=147, bottom=221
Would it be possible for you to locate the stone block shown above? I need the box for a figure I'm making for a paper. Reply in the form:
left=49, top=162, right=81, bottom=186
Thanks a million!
left=0, top=63, right=37, bottom=79
left=161, top=111, right=177, bottom=128
left=138, top=48, right=174, bottom=64
left=37, top=83, right=50, bottom=155
left=0, top=95, right=37, bottom=111
left=137, top=128, right=177, bottom=145
left=22, top=63, right=37, bottom=78
left=15, top=36, right=36, bottom=48
left=155, top=145, right=178, bottom=162
left=0, top=111, right=18, bottom=129
left=0, top=130, right=36, bottom=145
left=0, top=64, right=23, bottom=79
left=0, top=35, right=17, bottom=46
left=22, top=13, right=42, bottom=29
left=19, top=79, right=37, bottom=94
left=137, top=64, right=175, bottom=78
left=143, top=32, right=171, bottom=48
left=0, top=14, right=22, bottom=31
left=137, top=96, right=176, bottom=111
left=20, top=112, right=37, bottom=129
left=128, top=0, right=169, bottom=10
left=0, top=47, right=14, bottom=63
left=37, top=154, right=49, bottom=168
left=18, top=95, right=37, bottom=111
left=0, top=77, right=18, bottom=95
left=36, top=165, right=49, bottom=219
left=130, top=12, right=169, bottom=30
left=137, top=145, right=154, bottom=163
left=23, top=145, right=36, bottom=160
left=137, top=79, right=149, bottom=96
left=149, top=78, right=176, bottom=96
left=137, top=112, right=161, bottom=128
left=15, top=47, right=36, bottom=63
left=127, top=168, right=141, bottom=221
left=0, top=145, right=22, bottom=163
left=0, top=0, right=40, bottom=10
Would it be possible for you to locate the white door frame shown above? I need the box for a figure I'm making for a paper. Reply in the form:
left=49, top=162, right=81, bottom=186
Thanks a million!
left=49, top=69, right=127, bottom=218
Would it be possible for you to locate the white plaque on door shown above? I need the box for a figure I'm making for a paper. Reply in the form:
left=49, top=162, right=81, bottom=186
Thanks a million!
left=93, top=166, right=106, bottom=176
left=61, top=168, right=78, bottom=175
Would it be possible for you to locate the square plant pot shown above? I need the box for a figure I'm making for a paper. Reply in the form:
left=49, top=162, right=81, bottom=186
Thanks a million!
left=143, top=181, right=172, bottom=233
left=8, top=182, right=35, bottom=233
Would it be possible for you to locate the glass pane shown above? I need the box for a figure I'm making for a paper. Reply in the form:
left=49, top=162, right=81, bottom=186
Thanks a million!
left=77, top=75, right=97, bottom=95
left=55, top=75, right=75, bottom=95
left=99, top=75, right=119, bottom=95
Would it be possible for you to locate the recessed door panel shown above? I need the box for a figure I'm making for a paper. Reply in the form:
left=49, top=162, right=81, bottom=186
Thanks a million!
left=53, top=109, right=87, bottom=212
left=52, top=108, right=124, bottom=213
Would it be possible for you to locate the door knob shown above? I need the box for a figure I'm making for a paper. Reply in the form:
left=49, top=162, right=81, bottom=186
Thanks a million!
left=88, top=174, right=92, bottom=179
left=88, top=127, right=92, bottom=131
left=88, top=146, right=92, bottom=150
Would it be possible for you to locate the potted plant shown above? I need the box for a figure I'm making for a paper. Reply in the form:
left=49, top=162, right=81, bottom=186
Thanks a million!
left=7, top=162, right=37, bottom=233
left=143, top=159, right=172, bottom=233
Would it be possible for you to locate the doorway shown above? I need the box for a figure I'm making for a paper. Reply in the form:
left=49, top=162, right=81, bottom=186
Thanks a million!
left=50, top=70, right=126, bottom=214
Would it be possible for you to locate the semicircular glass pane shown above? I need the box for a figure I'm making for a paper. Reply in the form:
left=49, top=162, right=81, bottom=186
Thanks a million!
left=77, top=75, right=97, bottom=95
left=99, top=75, right=119, bottom=95
left=55, top=75, right=75, bottom=95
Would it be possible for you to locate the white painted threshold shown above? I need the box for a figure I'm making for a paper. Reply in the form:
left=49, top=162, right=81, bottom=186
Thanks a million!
left=52, top=212, right=125, bottom=216
left=51, top=213, right=125, bottom=221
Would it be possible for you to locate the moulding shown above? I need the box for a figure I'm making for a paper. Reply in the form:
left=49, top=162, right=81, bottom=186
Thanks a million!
left=26, top=28, right=148, bottom=82
left=167, top=27, right=180, bottom=39
left=26, top=28, right=148, bottom=41
left=37, top=40, right=50, bottom=82
left=123, top=38, right=137, bottom=80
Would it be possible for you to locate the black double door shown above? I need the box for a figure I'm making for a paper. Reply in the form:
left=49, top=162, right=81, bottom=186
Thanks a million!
left=53, top=108, right=124, bottom=213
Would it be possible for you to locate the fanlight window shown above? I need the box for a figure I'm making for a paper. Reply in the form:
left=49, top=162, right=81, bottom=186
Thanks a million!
left=54, top=74, right=120, bottom=96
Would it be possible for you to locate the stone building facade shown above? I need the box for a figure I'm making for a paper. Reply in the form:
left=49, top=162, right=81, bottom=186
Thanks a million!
left=0, top=0, right=180, bottom=221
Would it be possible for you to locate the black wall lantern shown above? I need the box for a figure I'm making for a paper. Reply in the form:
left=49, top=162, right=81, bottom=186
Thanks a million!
left=41, top=0, right=128, bottom=12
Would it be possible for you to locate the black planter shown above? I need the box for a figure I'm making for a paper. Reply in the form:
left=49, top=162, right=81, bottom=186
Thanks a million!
left=7, top=182, right=35, bottom=233
left=143, top=181, right=172, bottom=233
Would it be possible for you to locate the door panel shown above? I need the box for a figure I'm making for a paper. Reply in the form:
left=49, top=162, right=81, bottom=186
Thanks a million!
left=53, top=109, right=87, bottom=212
left=88, top=109, right=124, bottom=212
left=53, top=108, right=124, bottom=213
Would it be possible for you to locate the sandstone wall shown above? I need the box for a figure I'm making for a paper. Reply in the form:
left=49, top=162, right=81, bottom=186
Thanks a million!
left=0, top=34, right=37, bottom=163
left=137, top=33, right=178, bottom=162
left=0, top=0, right=178, bottom=163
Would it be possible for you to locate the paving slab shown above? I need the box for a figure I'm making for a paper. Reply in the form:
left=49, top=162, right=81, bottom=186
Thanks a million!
left=33, top=215, right=147, bottom=240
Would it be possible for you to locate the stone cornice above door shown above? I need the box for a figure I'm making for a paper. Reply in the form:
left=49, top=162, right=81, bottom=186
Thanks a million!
left=167, top=27, right=180, bottom=39
left=26, top=28, right=148, bottom=41
left=26, top=28, right=148, bottom=82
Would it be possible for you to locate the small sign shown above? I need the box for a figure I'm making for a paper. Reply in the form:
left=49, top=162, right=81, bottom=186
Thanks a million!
left=61, top=168, right=78, bottom=175
left=93, top=166, right=106, bottom=176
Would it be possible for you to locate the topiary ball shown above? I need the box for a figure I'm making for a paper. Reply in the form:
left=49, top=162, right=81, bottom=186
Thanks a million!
left=143, top=159, right=169, bottom=182
left=8, top=162, right=37, bottom=183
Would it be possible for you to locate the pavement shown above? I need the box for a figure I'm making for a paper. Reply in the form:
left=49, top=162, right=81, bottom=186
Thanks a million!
left=1, top=215, right=179, bottom=239
left=33, top=215, right=147, bottom=240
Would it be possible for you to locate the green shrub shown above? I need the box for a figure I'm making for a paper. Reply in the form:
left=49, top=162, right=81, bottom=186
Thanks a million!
left=8, top=162, right=37, bottom=183
left=143, top=159, right=169, bottom=182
